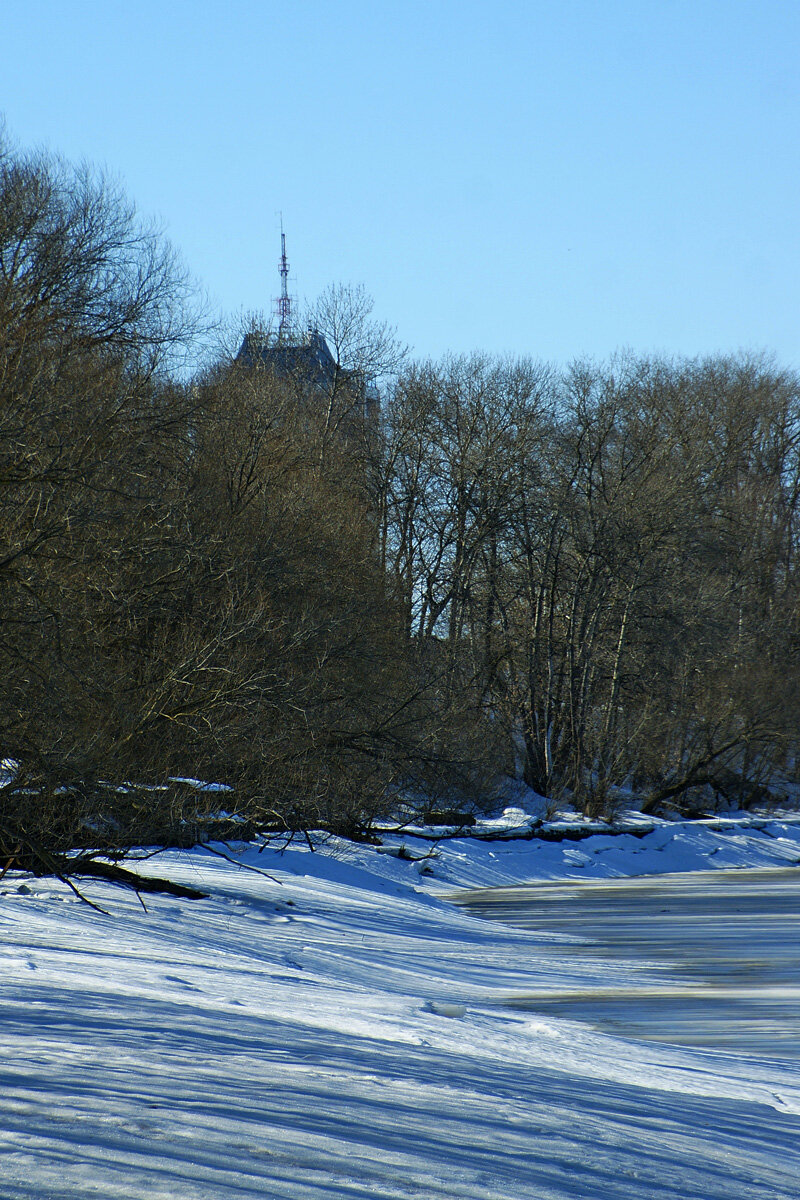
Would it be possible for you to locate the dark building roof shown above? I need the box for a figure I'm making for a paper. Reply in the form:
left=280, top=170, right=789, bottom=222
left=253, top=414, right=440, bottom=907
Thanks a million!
left=235, top=327, right=379, bottom=423
left=235, top=329, right=337, bottom=394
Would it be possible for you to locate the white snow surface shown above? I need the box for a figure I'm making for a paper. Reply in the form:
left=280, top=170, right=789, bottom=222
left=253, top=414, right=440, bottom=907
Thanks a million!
left=2, top=813, right=800, bottom=1198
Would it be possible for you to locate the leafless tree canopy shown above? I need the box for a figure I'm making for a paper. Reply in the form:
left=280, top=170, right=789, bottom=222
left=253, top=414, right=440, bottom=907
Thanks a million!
left=2, top=130, right=799, bottom=876
left=381, top=351, right=800, bottom=815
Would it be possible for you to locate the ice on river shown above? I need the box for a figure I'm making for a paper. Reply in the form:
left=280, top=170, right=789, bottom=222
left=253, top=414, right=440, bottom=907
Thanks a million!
left=457, top=866, right=800, bottom=1057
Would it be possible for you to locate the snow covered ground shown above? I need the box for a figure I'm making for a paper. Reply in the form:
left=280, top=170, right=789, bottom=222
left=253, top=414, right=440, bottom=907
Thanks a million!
left=2, top=812, right=800, bottom=1198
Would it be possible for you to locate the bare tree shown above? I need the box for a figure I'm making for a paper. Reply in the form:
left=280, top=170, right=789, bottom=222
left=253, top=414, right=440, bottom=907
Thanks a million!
left=0, top=131, right=202, bottom=868
left=379, top=349, right=800, bottom=816
left=304, top=283, right=407, bottom=461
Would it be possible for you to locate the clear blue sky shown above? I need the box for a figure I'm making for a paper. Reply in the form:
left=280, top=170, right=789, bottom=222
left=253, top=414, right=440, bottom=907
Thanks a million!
left=4, top=1, right=799, bottom=367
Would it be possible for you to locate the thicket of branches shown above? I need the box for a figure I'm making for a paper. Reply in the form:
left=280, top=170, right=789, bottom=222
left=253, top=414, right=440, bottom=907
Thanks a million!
left=380, top=352, right=800, bottom=815
left=2, top=130, right=799, bottom=875
left=0, top=134, right=472, bottom=871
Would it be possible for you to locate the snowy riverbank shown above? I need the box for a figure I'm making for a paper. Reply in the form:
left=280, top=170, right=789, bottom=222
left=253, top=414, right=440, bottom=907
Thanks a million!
left=2, top=812, right=800, bottom=1198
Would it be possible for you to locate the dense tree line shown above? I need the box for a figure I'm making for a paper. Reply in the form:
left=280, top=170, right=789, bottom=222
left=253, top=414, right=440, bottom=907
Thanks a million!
left=0, top=135, right=465, bottom=870
left=1, top=131, right=798, bottom=872
left=381, top=353, right=800, bottom=815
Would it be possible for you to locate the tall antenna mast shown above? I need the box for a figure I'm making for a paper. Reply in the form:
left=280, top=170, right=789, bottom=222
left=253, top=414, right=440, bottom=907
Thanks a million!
left=275, top=218, right=292, bottom=339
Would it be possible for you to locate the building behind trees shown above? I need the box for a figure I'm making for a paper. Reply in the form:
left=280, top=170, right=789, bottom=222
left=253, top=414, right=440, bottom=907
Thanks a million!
left=1, top=130, right=798, bottom=883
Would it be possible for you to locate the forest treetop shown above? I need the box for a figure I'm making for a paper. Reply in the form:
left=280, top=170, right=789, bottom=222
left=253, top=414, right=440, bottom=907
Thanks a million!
left=2, top=132, right=798, bottom=879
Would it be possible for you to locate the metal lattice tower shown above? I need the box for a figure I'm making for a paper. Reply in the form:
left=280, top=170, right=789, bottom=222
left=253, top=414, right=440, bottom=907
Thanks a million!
left=275, top=220, right=292, bottom=339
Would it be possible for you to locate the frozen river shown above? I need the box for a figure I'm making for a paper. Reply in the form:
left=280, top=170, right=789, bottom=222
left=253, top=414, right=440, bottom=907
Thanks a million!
left=456, top=867, right=800, bottom=1058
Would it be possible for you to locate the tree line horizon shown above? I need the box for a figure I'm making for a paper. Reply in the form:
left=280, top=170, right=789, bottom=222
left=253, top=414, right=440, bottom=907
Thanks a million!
left=1, top=133, right=797, bottom=873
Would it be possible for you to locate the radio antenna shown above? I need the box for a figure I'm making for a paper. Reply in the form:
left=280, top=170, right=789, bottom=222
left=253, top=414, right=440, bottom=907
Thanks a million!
left=275, top=217, right=292, bottom=339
